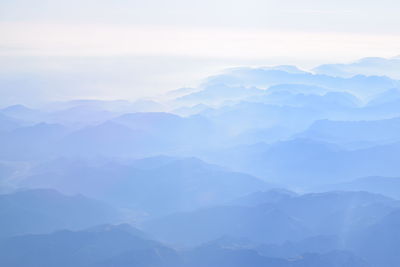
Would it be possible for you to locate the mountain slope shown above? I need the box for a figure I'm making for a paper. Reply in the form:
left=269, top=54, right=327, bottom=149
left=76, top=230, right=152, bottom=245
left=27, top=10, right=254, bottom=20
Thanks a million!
left=0, top=189, right=120, bottom=238
left=21, top=157, right=271, bottom=216
left=0, top=224, right=180, bottom=267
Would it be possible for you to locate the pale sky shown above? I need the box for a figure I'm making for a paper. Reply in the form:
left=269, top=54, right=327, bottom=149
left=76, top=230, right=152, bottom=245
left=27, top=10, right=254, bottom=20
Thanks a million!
left=1, top=0, right=400, bottom=105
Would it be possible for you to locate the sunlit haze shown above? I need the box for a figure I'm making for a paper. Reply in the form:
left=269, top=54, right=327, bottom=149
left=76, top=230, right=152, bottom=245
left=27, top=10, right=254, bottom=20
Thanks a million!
left=1, top=0, right=400, bottom=105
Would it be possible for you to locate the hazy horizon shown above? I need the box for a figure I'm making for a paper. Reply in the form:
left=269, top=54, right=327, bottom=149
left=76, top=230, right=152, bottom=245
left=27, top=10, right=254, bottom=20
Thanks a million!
left=1, top=0, right=400, bottom=106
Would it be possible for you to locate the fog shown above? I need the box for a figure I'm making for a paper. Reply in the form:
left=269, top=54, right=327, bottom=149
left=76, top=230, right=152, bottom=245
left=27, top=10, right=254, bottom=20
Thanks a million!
left=1, top=56, right=400, bottom=266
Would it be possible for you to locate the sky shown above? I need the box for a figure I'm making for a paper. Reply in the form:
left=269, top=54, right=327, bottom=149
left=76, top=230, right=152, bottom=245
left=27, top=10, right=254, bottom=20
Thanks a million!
left=1, top=0, right=400, bottom=105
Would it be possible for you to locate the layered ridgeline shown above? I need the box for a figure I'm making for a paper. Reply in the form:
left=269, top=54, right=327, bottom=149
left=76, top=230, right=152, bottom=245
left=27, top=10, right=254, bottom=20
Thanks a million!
left=2, top=56, right=400, bottom=266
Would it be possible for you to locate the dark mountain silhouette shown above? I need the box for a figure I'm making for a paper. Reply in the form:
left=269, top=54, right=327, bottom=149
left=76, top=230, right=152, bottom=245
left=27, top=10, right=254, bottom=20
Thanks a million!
left=58, top=121, right=162, bottom=157
left=0, top=224, right=181, bottom=267
left=56, top=112, right=220, bottom=157
left=144, top=205, right=311, bottom=246
left=266, top=83, right=329, bottom=95
left=204, top=67, right=399, bottom=98
left=367, top=88, right=400, bottom=106
left=0, top=123, right=68, bottom=160
left=351, top=209, right=400, bottom=267
left=175, top=83, right=265, bottom=105
left=230, top=189, right=297, bottom=206
left=183, top=244, right=368, bottom=267
left=144, top=191, right=396, bottom=246
left=0, top=189, right=120, bottom=238
left=21, top=157, right=271, bottom=216
left=0, top=104, right=47, bottom=124
left=0, top=224, right=369, bottom=267
left=298, top=117, right=400, bottom=148
left=273, top=191, right=396, bottom=236
left=319, top=176, right=400, bottom=199
left=0, top=113, right=23, bottom=132
left=313, top=56, right=400, bottom=79
left=204, top=138, right=400, bottom=187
